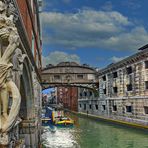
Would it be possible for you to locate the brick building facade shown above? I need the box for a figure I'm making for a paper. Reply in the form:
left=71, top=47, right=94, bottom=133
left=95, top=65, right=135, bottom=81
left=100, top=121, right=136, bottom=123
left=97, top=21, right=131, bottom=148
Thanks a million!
left=57, top=87, right=78, bottom=112
left=16, top=0, right=42, bottom=69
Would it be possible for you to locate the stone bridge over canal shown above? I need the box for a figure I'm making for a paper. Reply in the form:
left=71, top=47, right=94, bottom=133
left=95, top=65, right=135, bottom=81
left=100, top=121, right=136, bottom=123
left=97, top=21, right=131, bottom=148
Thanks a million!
left=41, top=62, right=99, bottom=89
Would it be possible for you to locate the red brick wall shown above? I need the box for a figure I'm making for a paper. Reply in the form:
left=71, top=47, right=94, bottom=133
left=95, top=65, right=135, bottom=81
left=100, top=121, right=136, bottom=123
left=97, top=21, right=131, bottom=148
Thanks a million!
left=16, top=0, right=32, bottom=46
left=57, top=87, right=78, bottom=111
left=16, top=0, right=42, bottom=69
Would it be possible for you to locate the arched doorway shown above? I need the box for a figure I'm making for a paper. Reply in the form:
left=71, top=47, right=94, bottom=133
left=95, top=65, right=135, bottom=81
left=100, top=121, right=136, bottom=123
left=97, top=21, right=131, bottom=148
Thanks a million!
left=19, top=58, right=34, bottom=119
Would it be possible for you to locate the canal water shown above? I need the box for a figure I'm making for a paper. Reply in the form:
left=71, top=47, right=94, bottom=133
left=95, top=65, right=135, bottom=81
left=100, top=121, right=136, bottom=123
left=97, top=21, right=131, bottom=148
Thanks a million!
left=41, top=113, right=148, bottom=148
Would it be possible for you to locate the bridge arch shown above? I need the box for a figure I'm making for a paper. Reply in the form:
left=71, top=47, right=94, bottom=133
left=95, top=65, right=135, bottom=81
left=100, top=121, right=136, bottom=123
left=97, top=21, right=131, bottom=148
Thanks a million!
left=42, top=62, right=99, bottom=111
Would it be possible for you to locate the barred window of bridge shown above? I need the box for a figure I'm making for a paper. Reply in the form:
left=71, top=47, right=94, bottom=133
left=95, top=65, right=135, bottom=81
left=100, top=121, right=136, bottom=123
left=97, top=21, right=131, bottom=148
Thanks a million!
left=54, top=75, right=60, bottom=80
left=77, top=74, right=84, bottom=79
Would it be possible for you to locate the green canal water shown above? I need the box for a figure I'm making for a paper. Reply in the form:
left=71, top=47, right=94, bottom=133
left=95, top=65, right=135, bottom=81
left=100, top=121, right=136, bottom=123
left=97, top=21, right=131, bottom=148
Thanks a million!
left=41, top=114, right=148, bottom=148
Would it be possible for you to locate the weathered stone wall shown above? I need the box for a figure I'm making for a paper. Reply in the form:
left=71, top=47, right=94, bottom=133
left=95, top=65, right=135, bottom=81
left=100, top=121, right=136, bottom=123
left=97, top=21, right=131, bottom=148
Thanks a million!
left=78, top=48, right=148, bottom=126
left=42, top=62, right=97, bottom=86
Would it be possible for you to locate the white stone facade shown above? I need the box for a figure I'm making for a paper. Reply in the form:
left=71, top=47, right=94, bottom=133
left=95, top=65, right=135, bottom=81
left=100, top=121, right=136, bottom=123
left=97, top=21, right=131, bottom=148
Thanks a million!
left=78, top=48, right=148, bottom=125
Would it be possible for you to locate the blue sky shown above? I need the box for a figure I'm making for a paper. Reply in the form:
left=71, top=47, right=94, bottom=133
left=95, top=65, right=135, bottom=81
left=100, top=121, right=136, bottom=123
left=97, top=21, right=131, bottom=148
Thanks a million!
left=41, top=0, right=148, bottom=68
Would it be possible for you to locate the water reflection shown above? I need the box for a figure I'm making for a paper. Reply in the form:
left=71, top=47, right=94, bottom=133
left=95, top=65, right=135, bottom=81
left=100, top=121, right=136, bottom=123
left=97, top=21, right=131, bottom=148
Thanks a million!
left=42, top=127, right=80, bottom=148
left=42, top=114, right=148, bottom=148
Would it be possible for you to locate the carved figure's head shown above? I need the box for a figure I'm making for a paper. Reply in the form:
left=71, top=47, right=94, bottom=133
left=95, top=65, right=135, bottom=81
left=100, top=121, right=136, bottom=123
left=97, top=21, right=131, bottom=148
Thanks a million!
left=0, top=1, right=6, bottom=12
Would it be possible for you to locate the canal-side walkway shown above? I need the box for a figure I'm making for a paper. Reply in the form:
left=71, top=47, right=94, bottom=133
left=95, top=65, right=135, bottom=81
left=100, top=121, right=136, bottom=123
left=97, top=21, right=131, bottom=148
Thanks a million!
left=70, top=111, right=148, bottom=131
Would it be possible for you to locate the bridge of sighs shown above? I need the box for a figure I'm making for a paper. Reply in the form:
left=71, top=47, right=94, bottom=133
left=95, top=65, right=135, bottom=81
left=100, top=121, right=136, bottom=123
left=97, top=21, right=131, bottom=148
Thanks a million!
left=41, top=62, right=98, bottom=90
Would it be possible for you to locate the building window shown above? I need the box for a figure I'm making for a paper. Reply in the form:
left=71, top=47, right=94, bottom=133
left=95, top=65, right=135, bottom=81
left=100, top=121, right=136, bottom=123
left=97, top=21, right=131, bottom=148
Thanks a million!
left=103, top=89, right=106, bottom=94
left=113, top=72, right=118, bottom=78
left=79, top=104, right=81, bottom=108
left=54, top=75, right=60, bottom=80
left=113, top=87, right=118, bottom=93
left=89, top=91, right=92, bottom=96
left=126, top=66, right=132, bottom=74
left=77, top=74, right=84, bottom=79
left=84, top=91, right=87, bottom=96
left=102, top=75, right=106, bottom=81
left=113, top=105, right=117, bottom=111
left=84, top=104, right=86, bottom=110
left=126, top=106, right=132, bottom=113
left=89, top=104, right=92, bottom=109
left=145, top=61, right=148, bottom=69
left=145, top=81, right=148, bottom=89
left=144, top=106, right=148, bottom=114
left=127, top=84, right=132, bottom=91
left=102, top=105, right=106, bottom=110
left=95, top=105, right=98, bottom=110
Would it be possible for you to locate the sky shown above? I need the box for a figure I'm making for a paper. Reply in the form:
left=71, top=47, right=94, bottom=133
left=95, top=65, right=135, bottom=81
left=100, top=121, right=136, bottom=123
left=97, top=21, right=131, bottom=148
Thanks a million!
left=41, top=0, right=148, bottom=68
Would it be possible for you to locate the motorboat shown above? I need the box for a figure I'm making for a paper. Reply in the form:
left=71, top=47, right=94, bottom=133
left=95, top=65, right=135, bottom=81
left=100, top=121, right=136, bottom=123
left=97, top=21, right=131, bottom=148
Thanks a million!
left=55, top=117, right=74, bottom=126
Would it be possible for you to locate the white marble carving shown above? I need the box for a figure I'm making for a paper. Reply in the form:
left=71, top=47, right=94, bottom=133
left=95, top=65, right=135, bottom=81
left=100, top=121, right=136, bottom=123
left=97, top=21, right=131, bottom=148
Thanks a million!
left=0, top=0, right=21, bottom=138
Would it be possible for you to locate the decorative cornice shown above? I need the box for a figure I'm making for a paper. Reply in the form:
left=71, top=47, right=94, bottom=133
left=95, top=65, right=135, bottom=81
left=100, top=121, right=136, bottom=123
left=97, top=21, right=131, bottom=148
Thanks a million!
left=98, top=47, right=148, bottom=76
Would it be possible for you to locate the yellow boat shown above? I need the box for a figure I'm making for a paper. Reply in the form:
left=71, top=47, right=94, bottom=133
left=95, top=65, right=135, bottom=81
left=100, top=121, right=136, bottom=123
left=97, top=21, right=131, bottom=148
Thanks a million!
left=55, top=117, right=74, bottom=126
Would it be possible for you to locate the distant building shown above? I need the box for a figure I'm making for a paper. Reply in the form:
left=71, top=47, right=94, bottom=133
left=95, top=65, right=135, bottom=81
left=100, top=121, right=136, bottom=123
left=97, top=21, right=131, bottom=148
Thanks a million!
left=79, top=46, right=148, bottom=125
left=57, top=87, right=78, bottom=111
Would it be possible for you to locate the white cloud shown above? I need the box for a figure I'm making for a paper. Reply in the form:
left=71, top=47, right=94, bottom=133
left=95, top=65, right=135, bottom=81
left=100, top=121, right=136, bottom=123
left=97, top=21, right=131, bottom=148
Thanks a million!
left=42, top=51, right=80, bottom=67
left=41, top=9, right=148, bottom=51
left=110, top=56, right=128, bottom=63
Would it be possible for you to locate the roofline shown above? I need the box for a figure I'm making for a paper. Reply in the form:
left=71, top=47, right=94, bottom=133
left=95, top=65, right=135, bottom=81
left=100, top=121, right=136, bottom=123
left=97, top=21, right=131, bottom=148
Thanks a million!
left=42, top=65, right=96, bottom=72
left=98, top=46, right=148, bottom=75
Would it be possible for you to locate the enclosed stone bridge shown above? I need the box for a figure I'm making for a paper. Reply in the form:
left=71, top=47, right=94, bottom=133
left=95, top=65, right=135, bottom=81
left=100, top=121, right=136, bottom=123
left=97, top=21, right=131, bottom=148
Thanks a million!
left=41, top=62, right=99, bottom=90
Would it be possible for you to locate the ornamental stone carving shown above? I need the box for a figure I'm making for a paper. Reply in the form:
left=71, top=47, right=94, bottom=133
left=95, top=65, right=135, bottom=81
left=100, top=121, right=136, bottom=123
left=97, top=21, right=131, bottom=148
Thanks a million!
left=0, top=0, right=21, bottom=145
left=12, top=48, right=27, bottom=89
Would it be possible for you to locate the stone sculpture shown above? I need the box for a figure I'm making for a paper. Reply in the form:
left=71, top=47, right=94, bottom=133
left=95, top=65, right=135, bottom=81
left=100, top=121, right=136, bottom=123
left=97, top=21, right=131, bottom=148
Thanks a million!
left=0, top=0, right=21, bottom=136
left=13, top=48, right=26, bottom=89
